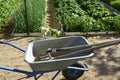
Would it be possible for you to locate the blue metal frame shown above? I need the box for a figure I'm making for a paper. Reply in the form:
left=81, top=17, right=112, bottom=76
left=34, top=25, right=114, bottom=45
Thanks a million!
left=0, top=41, right=89, bottom=80
left=0, top=42, right=61, bottom=80
left=0, top=41, right=26, bottom=52
left=0, top=65, right=61, bottom=80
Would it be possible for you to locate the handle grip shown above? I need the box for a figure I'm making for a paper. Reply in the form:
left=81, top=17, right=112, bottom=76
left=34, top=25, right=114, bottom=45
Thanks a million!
left=0, top=41, right=26, bottom=52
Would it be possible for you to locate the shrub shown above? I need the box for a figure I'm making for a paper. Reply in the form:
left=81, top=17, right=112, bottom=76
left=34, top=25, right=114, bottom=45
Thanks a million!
left=102, top=0, right=113, bottom=4
left=102, top=16, right=120, bottom=31
left=0, top=0, right=21, bottom=28
left=110, top=1, right=120, bottom=11
left=54, top=0, right=120, bottom=32
left=112, top=16, right=120, bottom=32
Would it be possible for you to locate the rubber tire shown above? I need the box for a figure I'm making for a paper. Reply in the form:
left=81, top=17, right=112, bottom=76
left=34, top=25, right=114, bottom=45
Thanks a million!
left=62, top=63, right=85, bottom=80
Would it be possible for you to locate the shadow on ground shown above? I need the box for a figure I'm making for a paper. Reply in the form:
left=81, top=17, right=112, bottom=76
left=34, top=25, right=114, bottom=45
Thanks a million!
left=86, top=46, right=120, bottom=76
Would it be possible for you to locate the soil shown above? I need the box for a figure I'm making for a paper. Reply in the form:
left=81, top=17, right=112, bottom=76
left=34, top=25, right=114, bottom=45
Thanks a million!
left=0, top=34, right=120, bottom=80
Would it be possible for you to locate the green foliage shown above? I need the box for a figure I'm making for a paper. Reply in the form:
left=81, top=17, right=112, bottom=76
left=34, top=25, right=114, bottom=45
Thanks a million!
left=79, top=0, right=111, bottom=19
left=110, top=1, right=120, bottom=11
left=14, top=0, right=46, bottom=33
left=0, top=0, right=21, bottom=28
left=112, top=16, right=120, bottom=32
left=54, top=0, right=86, bottom=32
left=54, top=0, right=120, bottom=32
left=103, top=16, right=120, bottom=31
left=102, top=0, right=113, bottom=3
left=102, top=0, right=120, bottom=11
left=0, top=0, right=46, bottom=33
left=13, top=3, right=26, bottom=33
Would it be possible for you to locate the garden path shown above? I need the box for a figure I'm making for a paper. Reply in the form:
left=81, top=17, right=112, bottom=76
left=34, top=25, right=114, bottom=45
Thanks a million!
left=45, top=0, right=61, bottom=29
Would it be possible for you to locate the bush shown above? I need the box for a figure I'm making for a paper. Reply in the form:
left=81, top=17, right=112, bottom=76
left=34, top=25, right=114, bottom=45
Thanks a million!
left=102, top=0, right=113, bottom=4
left=54, top=0, right=120, bottom=32
left=112, top=16, right=120, bottom=32
left=54, top=0, right=86, bottom=32
left=0, top=0, right=21, bottom=28
left=103, top=16, right=120, bottom=31
left=110, top=1, right=120, bottom=11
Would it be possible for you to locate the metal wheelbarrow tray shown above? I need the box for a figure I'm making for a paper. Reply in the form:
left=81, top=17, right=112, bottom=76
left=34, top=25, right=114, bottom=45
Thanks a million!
left=25, top=36, right=94, bottom=71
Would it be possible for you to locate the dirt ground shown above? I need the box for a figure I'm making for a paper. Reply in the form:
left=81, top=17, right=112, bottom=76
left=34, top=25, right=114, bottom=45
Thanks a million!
left=0, top=34, right=120, bottom=80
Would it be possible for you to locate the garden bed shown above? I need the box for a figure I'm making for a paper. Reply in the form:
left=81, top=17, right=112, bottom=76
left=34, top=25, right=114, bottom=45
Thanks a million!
left=54, top=0, right=120, bottom=32
left=0, top=0, right=46, bottom=34
left=0, top=0, right=120, bottom=37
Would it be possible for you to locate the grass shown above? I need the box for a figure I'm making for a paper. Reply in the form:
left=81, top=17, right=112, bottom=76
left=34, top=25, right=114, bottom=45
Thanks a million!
left=13, top=0, right=46, bottom=33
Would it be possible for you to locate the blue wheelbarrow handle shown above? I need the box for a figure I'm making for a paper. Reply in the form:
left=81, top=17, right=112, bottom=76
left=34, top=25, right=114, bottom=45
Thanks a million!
left=0, top=41, right=26, bottom=53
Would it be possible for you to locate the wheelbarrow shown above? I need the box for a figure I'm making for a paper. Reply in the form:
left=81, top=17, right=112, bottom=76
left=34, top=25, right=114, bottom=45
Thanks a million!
left=0, top=36, right=120, bottom=80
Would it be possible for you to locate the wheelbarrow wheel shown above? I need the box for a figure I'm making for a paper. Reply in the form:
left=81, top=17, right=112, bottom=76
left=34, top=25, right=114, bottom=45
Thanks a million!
left=62, top=63, right=85, bottom=80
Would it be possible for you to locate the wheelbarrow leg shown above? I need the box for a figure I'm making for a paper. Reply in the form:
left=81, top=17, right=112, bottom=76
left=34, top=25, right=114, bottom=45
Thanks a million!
left=51, top=70, right=61, bottom=80
left=33, top=75, right=37, bottom=80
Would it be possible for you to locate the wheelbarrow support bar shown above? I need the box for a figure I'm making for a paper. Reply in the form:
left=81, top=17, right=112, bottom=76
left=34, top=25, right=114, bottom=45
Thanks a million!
left=0, top=41, right=26, bottom=53
left=0, top=65, right=61, bottom=80
left=0, top=65, right=34, bottom=75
